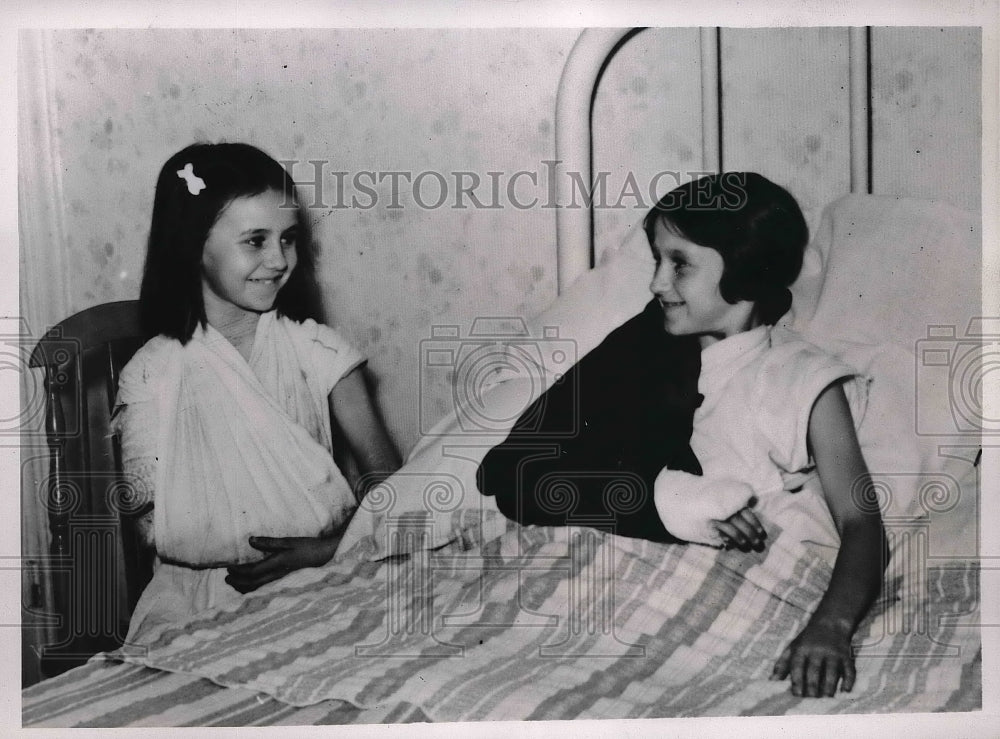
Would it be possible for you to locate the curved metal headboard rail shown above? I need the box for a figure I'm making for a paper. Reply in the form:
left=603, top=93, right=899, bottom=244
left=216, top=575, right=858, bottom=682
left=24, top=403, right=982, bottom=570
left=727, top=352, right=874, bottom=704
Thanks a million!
left=554, top=26, right=872, bottom=293
left=554, top=28, right=639, bottom=293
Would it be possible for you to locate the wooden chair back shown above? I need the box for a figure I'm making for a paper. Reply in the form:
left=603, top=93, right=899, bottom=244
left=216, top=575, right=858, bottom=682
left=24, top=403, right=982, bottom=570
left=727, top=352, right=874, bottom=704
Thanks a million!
left=28, top=300, right=154, bottom=677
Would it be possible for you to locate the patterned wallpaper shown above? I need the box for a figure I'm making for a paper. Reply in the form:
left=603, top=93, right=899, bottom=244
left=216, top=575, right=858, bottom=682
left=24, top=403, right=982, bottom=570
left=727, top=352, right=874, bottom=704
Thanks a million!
left=42, top=28, right=578, bottom=449
left=31, top=26, right=981, bottom=453
left=592, top=28, right=706, bottom=263
left=720, top=27, right=854, bottom=234
left=592, top=26, right=980, bottom=257
left=19, top=27, right=982, bottom=687
left=872, top=27, right=981, bottom=211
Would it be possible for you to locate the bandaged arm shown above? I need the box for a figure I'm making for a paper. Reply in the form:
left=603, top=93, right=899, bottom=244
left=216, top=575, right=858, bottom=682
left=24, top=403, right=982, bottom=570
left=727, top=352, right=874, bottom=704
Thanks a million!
left=652, top=468, right=755, bottom=546
left=111, top=402, right=157, bottom=548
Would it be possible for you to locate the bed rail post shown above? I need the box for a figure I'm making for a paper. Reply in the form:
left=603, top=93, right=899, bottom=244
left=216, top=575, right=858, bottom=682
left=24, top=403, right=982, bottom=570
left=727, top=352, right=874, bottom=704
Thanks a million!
left=849, top=27, right=872, bottom=194
left=554, top=28, right=640, bottom=294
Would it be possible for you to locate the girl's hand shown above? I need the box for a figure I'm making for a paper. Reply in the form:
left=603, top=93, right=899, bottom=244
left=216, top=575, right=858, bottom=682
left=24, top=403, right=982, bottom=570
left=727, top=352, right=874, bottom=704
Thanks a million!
left=225, top=534, right=341, bottom=593
left=770, top=617, right=855, bottom=697
left=711, top=499, right=766, bottom=551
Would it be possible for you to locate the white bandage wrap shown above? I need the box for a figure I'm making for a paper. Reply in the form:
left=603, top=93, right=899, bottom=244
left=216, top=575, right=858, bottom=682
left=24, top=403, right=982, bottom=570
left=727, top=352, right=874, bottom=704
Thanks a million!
left=653, top=468, right=755, bottom=546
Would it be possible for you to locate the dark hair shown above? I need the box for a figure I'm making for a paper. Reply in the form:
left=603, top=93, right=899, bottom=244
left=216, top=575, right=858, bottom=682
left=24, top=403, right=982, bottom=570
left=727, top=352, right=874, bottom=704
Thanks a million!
left=140, top=142, right=323, bottom=342
left=642, top=172, right=808, bottom=325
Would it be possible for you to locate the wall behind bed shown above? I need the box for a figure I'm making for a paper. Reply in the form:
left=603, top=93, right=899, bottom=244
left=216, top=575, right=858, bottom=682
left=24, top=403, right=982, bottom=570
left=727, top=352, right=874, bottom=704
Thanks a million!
left=19, top=27, right=981, bottom=685
left=591, top=27, right=980, bottom=261
left=19, top=28, right=579, bottom=442
left=18, top=27, right=580, bottom=685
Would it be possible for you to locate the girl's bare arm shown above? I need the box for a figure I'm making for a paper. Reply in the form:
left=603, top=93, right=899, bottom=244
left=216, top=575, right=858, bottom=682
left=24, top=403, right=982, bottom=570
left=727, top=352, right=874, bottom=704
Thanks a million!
left=770, top=382, right=888, bottom=697
left=328, top=366, right=402, bottom=499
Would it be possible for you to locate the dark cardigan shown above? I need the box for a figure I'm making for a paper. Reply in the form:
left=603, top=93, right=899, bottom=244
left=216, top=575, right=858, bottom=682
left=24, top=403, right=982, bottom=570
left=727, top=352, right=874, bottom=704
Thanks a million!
left=476, top=299, right=703, bottom=543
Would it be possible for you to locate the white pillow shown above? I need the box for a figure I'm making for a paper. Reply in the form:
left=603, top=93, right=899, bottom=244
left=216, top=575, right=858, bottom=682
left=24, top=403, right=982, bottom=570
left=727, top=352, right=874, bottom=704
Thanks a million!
left=339, top=194, right=981, bottom=559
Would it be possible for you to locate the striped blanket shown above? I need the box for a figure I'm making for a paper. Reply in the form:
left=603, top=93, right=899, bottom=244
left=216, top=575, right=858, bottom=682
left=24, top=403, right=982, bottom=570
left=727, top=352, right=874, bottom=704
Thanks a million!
left=25, top=194, right=982, bottom=727
left=24, top=511, right=981, bottom=726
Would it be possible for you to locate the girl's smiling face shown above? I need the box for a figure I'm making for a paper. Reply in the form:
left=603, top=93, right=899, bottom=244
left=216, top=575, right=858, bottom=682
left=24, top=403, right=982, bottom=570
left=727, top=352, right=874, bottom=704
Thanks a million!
left=200, top=189, right=299, bottom=326
left=649, top=220, right=755, bottom=347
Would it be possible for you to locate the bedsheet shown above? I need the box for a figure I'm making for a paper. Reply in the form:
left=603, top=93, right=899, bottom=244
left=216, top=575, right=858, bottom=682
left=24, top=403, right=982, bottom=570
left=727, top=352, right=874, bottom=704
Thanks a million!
left=24, top=514, right=980, bottom=726
left=23, top=193, right=983, bottom=726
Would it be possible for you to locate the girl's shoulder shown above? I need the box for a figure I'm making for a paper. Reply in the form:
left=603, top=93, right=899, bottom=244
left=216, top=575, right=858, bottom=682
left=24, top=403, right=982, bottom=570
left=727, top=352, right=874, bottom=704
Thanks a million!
left=269, top=313, right=358, bottom=355
left=759, top=327, right=855, bottom=376
left=124, top=334, right=180, bottom=375
left=267, top=313, right=366, bottom=391
left=751, top=328, right=869, bottom=467
left=769, top=326, right=832, bottom=353
left=751, top=329, right=859, bottom=423
left=117, top=334, right=182, bottom=402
